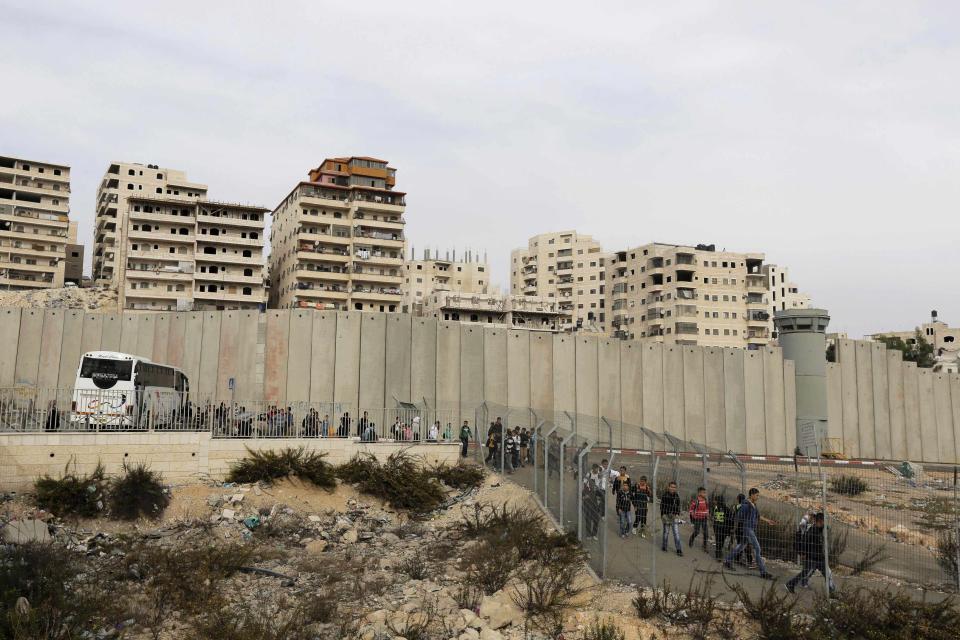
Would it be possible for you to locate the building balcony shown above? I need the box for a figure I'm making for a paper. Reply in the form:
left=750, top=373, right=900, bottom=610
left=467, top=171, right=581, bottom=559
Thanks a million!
left=295, top=268, right=349, bottom=282
left=352, top=213, right=405, bottom=229
left=195, top=252, right=262, bottom=266
left=129, top=210, right=193, bottom=225
left=353, top=194, right=406, bottom=210
left=351, top=271, right=402, bottom=284
left=125, top=268, right=193, bottom=282
left=747, top=329, right=770, bottom=341
left=746, top=295, right=767, bottom=307
left=196, top=234, right=262, bottom=247
left=352, top=251, right=402, bottom=266
left=194, top=289, right=265, bottom=303
left=197, top=211, right=265, bottom=229
left=0, top=273, right=55, bottom=288
left=675, top=253, right=696, bottom=266
left=351, top=287, right=402, bottom=302
left=0, top=206, right=68, bottom=228
left=0, top=260, right=57, bottom=274
left=747, top=310, right=771, bottom=325
left=675, top=322, right=699, bottom=335
left=298, top=228, right=351, bottom=244
left=194, top=272, right=262, bottom=286
left=294, top=283, right=350, bottom=299
left=296, top=249, right=350, bottom=265
left=124, top=287, right=184, bottom=300
left=128, top=229, right=195, bottom=243
left=675, top=304, right=698, bottom=318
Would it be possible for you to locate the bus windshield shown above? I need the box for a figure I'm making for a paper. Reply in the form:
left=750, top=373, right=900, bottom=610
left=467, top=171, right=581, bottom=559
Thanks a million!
left=79, top=357, right=133, bottom=389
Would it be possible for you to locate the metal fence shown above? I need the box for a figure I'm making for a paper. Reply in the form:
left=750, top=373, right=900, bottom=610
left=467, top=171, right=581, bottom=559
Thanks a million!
left=0, top=387, right=462, bottom=443
left=476, top=403, right=960, bottom=597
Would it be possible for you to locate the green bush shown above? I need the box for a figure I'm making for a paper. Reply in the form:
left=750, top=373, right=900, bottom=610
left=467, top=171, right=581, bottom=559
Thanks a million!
left=227, top=447, right=336, bottom=489
left=34, top=461, right=107, bottom=518
left=829, top=474, right=869, bottom=496
left=808, top=587, right=960, bottom=639
left=583, top=619, right=625, bottom=640
left=109, top=462, right=170, bottom=521
left=431, top=462, right=485, bottom=490
left=459, top=503, right=546, bottom=560
left=336, top=450, right=445, bottom=513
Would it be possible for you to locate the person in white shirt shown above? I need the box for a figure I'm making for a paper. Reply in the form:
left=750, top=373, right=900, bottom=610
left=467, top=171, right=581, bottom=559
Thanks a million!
left=427, top=421, right=439, bottom=442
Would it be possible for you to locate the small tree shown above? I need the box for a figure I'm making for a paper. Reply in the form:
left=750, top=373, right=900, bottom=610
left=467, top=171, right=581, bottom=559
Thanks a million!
left=877, top=330, right=935, bottom=368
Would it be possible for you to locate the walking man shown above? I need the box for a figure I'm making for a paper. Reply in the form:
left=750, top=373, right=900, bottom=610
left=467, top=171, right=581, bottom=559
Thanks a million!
left=712, top=494, right=732, bottom=559
left=629, top=475, right=652, bottom=537
left=724, top=488, right=776, bottom=579
left=688, top=486, right=710, bottom=552
left=615, top=478, right=633, bottom=538
left=459, top=420, right=471, bottom=457
left=660, top=481, right=683, bottom=556
left=786, top=512, right=835, bottom=594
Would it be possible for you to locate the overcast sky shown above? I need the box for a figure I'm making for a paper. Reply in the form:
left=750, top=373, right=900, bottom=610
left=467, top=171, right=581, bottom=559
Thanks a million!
left=3, top=1, right=958, bottom=337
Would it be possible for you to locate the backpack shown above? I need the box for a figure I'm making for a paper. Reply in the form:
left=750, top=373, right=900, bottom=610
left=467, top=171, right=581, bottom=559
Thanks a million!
left=713, top=504, right=726, bottom=525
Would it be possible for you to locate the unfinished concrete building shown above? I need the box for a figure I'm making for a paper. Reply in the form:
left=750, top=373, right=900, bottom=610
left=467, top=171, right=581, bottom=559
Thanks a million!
left=0, top=155, right=71, bottom=290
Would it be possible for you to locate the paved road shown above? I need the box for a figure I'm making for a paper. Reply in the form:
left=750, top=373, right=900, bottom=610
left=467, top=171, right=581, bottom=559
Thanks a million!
left=489, top=457, right=955, bottom=603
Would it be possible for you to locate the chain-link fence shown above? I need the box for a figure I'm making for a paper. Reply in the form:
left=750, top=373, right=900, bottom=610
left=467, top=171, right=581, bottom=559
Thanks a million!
left=477, top=405, right=960, bottom=597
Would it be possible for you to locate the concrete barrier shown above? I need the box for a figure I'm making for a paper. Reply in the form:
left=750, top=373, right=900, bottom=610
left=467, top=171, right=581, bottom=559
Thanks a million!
left=0, top=432, right=459, bottom=491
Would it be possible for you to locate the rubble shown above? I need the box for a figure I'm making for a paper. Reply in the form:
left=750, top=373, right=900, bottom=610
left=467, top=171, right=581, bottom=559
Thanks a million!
left=0, top=285, right=118, bottom=311
left=2, top=519, right=51, bottom=544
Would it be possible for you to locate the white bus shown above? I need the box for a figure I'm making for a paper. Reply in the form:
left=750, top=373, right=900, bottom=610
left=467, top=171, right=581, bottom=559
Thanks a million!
left=71, top=351, right=189, bottom=428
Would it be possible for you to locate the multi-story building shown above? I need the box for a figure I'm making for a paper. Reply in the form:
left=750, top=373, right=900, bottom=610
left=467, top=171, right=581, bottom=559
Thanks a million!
left=765, top=264, right=810, bottom=317
left=93, top=162, right=207, bottom=285
left=401, top=248, right=489, bottom=315
left=510, top=231, right=608, bottom=332
left=869, top=311, right=960, bottom=355
left=423, top=290, right=570, bottom=332
left=64, top=221, right=84, bottom=285
left=269, top=156, right=406, bottom=311
left=0, top=155, right=71, bottom=290
left=122, top=196, right=268, bottom=311
left=606, top=242, right=809, bottom=349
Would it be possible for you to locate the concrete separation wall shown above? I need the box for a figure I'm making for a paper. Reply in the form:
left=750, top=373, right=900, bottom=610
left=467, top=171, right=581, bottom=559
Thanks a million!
left=4, top=310, right=957, bottom=462
left=0, top=433, right=458, bottom=491
left=827, top=339, right=960, bottom=463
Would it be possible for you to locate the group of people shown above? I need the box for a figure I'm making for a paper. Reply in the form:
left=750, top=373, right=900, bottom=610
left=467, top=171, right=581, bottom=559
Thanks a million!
left=585, top=464, right=834, bottom=592
left=483, top=416, right=535, bottom=474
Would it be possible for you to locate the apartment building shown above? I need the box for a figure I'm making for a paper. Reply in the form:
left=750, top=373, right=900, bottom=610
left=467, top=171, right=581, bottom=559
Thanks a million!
left=123, top=196, right=268, bottom=311
left=606, top=242, right=808, bottom=349
left=510, top=231, right=608, bottom=332
left=269, top=156, right=406, bottom=311
left=423, top=290, right=570, bottom=332
left=401, top=248, right=489, bottom=315
left=64, top=221, right=84, bottom=285
left=869, top=311, right=960, bottom=355
left=93, top=162, right=207, bottom=285
left=765, top=264, right=810, bottom=315
left=0, top=155, right=71, bottom=290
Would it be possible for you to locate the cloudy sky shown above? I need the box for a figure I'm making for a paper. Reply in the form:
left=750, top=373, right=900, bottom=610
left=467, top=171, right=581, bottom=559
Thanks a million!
left=3, top=1, right=958, bottom=337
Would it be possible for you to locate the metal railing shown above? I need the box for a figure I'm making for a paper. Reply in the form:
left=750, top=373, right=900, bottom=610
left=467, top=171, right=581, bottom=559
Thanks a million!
left=0, top=388, right=462, bottom=444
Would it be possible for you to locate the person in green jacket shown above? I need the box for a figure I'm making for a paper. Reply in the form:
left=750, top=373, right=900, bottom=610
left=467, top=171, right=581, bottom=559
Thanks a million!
left=459, top=420, right=472, bottom=457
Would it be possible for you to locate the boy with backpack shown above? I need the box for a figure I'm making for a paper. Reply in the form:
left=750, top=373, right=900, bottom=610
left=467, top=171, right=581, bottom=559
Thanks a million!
left=688, top=486, right=710, bottom=552
left=711, top=494, right=732, bottom=559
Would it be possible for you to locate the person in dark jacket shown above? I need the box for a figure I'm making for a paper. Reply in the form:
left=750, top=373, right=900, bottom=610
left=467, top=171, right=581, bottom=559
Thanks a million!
left=459, top=420, right=472, bottom=457
left=731, top=493, right=753, bottom=566
left=629, top=475, right=653, bottom=537
left=660, top=481, right=683, bottom=555
left=615, top=479, right=633, bottom=538
left=785, top=512, right=835, bottom=594
left=711, top=494, right=733, bottom=559
left=44, top=401, right=61, bottom=432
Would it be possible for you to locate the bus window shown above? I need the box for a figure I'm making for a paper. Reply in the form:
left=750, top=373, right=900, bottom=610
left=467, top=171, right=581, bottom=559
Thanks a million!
left=80, top=357, right=133, bottom=390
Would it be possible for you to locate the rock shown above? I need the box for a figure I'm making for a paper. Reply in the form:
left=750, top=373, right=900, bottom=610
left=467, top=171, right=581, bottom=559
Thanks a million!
left=305, top=540, right=327, bottom=554
left=479, top=629, right=503, bottom=640
left=358, top=531, right=375, bottom=541
left=15, top=597, right=30, bottom=616
left=460, top=609, right=478, bottom=627
left=342, top=528, right=359, bottom=543
left=221, top=509, right=236, bottom=521
left=231, top=493, right=245, bottom=504
left=365, top=609, right=389, bottom=624
left=889, top=524, right=922, bottom=544
left=207, top=495, right=222, bottom=508
left=308, top=515, right=322, bottom=523
left=381, top=532, right=400, bottom=544
left=210, top=513, right=222, bottom=524
left=253, top=485, right=263, bottom=496
left=2, top=520, right=51, bottom=544
left=479, top=595, right=522, bottom=630
left=458, top=629, right=480, bottom=640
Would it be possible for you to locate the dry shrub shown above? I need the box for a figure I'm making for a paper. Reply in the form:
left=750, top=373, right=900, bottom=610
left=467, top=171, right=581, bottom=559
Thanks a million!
left=189, top=594, right=331, bottom=640
left=336, top=450, right=445, bottom=513
left=227, top=447, right=336, bottom=488
left=463, top=537, right=516, bottom=595
left=109, top=462, right=170, bottom=520
left=809, top=587, right=960, bottom=639
left=460, top=503, right=545, bottom=560
left=756, top=518, right=800, bottom=562
left=728, top=579, right=802, bottom=640
left=34, top=461, right=106, bottom=518
left=850, top=538, right=889, bottom=576
left=830, top=526, right=849, bottom=566
left=936, top=529, right=959, bottom=586
left=632, top=577, right=716, bottom=631
left=0, top=543, right=123, bottom=639
left=454, top=583, right=483, bottom=610
left=584, top=618, right=625, bottom=640
left=398, top=554, right=428, bottom=580
left=829, top=474, right=869, bottom=496
left=511, top=534, right=586, bottom=635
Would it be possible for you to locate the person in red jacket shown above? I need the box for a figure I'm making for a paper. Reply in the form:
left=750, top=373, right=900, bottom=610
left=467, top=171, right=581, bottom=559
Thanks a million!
left=688, top=486, right=710, bottom=552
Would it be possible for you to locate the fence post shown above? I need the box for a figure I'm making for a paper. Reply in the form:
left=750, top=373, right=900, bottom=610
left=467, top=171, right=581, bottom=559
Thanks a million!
left=651, top=455, right=660, bottom=588
left=602, top=446, right=617, bottom=579
left=954, top=466, right=959, bottom=592
left=726, top=451, right=746, bottom=496
left=577, top=444, right=591, bottom=542
left=559, top=430, right=576, bottom=531
left=818, top=452, right=831, bottom=595
left=543, top=424, right=558, bottom=509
